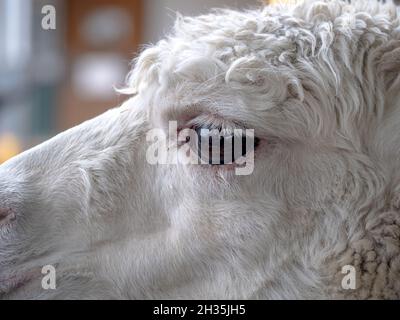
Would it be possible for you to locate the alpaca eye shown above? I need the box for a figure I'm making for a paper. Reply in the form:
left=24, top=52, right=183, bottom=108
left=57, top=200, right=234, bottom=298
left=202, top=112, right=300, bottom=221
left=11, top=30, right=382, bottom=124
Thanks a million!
left=192, top=125, right=259, bottom=165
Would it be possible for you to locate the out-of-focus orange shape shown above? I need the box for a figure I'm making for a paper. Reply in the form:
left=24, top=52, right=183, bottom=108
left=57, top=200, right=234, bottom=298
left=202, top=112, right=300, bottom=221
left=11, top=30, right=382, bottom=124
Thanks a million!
left=0, top=133, right=21, bottom=164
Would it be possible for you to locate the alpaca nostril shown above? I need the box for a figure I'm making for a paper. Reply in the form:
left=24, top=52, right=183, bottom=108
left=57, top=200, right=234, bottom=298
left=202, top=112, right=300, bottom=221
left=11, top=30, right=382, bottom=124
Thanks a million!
left=0, top=208, right=15, bottom=226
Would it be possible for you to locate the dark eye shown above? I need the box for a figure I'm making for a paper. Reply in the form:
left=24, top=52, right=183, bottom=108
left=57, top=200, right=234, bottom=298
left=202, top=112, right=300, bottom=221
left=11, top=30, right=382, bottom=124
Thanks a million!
left=192, top=125, right=260, bottom=165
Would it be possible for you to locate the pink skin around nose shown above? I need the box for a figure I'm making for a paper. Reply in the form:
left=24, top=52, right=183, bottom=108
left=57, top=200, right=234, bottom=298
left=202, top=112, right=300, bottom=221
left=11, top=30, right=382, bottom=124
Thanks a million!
left=0, top=208, right=15, bottom=226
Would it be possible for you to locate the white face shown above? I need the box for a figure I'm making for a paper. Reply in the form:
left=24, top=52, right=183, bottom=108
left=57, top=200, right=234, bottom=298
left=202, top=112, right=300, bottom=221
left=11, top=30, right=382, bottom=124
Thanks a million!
left=1, top=1, right=400, bottom=299
left=0, top=77, right=324, bottom=300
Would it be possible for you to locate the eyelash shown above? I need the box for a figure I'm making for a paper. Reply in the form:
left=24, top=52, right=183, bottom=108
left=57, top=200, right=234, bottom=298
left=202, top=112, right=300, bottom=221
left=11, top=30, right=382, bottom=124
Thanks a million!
left=184, top=125, right=260, bottom=165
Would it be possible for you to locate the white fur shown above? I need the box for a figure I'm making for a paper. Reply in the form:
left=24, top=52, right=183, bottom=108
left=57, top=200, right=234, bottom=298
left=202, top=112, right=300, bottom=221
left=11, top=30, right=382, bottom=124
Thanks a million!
left=1, top=0, right=400, bottom=299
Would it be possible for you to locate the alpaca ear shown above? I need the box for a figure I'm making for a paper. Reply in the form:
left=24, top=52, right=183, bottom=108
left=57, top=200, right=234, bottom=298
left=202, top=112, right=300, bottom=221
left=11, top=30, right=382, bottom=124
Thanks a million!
left=118, top=45, right=162, bottom=95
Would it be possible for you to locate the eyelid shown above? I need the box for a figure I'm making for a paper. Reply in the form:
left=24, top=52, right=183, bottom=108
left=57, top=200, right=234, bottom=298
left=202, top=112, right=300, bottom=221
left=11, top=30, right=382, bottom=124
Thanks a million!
left=181, top=124, right=260, bottom=166
left=190, top=123, right=251, bottom=139
left=178, top=113, right=258, bottom=140
left=185, top=113, right=231, bottom=130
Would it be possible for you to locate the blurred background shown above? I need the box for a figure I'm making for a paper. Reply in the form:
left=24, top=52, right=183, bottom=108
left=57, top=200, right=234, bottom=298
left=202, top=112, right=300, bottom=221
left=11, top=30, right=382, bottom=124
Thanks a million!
left=0, top=0, right=262, bottom=163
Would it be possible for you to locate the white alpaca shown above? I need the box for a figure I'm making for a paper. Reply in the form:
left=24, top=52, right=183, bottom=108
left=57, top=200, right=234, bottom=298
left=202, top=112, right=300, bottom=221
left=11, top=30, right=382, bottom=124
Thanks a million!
left=1, top=0, right=400, bottom=299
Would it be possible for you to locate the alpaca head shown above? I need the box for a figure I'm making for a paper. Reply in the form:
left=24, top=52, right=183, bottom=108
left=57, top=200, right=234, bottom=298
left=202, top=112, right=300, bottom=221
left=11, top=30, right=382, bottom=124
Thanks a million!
left=1, top=0, right=400, bottom=299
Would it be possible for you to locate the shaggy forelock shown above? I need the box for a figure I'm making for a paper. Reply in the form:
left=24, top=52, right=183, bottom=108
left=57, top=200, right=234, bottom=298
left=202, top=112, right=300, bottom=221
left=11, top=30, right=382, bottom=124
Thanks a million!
left=123, top=0, right=400, bottom=144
